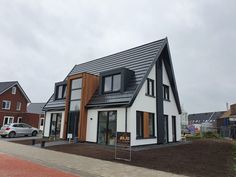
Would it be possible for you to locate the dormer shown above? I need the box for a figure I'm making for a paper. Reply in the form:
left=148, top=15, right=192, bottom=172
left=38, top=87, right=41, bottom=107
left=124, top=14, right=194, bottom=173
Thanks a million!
left=54, top=81, right=67, bottom=100
left=99, top=67, right=134, bottom=94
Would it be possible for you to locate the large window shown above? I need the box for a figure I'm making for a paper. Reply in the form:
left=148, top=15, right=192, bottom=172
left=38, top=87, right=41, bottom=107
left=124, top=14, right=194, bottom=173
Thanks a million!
left=2, top=100, right=11, bottom=110
left=136, top=111, right=155, bottom=139
left=146, top=78, right=154, bottom=97
left=163, top=85, right=170, bottom=101
left=55, top=85, right=67, bottom=100
left=67, top=78, right=82, bottom=137
left=104, top=74, right=121, bottom=93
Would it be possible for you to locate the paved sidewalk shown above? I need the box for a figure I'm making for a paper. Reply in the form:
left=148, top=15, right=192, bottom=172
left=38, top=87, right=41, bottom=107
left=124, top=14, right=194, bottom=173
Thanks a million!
left=0, top=141, right=186, bottom=177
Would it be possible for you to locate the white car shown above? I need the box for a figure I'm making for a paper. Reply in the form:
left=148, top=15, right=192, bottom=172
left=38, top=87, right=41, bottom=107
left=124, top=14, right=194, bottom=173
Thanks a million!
left=0, top=123, right=39, bottom=138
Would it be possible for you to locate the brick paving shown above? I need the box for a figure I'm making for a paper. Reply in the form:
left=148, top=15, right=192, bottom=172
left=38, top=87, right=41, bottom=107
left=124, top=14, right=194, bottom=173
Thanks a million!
left=0, top=153, right=79, bottom=177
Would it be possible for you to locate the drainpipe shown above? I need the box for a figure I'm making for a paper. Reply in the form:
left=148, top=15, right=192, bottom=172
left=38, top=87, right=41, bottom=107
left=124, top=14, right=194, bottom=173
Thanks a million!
left=125, top=107, right=128, bottom=132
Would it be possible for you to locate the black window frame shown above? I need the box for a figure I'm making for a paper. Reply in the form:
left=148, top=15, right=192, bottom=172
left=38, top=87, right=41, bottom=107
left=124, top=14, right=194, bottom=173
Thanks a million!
left=163, top=84, right=170, bottom=101
left=136, top=111, right=144, bottom=139
left=136, top=111, right=156, bottom=139
left=146, top=78, right=155, bottom=97
left=103, top=74, right=121, bottom=93
left=149, top=113, right=155, bottom=137
left=55, top=84, right=67, bottom=100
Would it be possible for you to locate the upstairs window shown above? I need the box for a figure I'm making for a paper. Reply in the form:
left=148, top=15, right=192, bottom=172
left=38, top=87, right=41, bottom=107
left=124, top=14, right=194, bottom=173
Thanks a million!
left=16, top=102, right=21, bottom=111
left=12, top=86, right=16, bottom=94
left=163, top=85, right=170, bottom=101
left=146, top=78, right=154, bottom=97
left=104, top=74, right=121, bottom=93
left=2, top=100, right=11, bottom=110
left=55, top=85, right=67, bottom=100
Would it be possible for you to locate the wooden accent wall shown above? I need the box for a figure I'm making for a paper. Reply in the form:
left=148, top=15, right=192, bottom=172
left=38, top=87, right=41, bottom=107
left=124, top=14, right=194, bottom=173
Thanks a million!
left=143, top=112, right=150, bottom=138
left=63, top=73, right=99, bottom=141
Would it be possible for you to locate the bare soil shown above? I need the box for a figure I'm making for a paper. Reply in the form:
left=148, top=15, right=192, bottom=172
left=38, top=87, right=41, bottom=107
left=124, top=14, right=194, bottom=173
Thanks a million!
left=13, top=139, right=235, bottom=177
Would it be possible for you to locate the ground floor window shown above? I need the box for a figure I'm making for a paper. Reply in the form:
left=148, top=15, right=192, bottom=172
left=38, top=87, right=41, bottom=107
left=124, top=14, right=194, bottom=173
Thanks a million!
left=17, top=117, right=22, bottom=123
left=50, top=113, right=62, bottom=139
left=163, top=115, right=169, bottom=143
left=172, top=116, right=177, bottom=142
left=3, top=116, right=14, bottom=125
left=136, top=111, right=155, bottom=139
left=97, top=111, right=117, bottom=145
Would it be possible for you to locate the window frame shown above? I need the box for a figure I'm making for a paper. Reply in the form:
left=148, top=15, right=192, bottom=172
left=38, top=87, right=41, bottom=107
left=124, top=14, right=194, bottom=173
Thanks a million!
left=55, top=84, right=67, bottom=100
left=12, top=86, right=16, bottom=94
left=2, top=100, right=11, bottom=110
left=146, top=78, right=155, bottom=97
left=17, top=117, right=22, bottom=123
left=163, top=84, right=170, bottom=101
left=3, top=116, right=14, bottom=125
left=16, top=102, right=21, bottom=111
left=136, top=111, right=156, bottom=139
left=103, top=74, right=121, bottom=93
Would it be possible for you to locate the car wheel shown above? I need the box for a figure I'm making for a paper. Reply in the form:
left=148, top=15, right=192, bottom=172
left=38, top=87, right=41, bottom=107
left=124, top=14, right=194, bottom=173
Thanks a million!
left=1, top=135, right=6, bottom=138
left=8, top=132, right=15, bottom=138
left=32, top=131, right=37, bottom=137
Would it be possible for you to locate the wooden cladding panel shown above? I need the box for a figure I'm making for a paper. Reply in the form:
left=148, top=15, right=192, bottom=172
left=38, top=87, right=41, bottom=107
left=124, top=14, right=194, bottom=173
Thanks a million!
left=78, top=73, right=99, bottom=141
left=63, top=72, right=99, bottom=140
left=143, top=112, right=150, bottom=138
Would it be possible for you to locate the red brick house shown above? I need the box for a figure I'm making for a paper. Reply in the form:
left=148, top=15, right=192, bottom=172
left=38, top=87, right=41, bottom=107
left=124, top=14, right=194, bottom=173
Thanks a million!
left=0, top=81, right=41, bottom=128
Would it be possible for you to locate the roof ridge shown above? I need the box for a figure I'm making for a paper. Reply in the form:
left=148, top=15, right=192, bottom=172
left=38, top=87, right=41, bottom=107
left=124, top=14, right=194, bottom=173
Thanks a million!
left=75, top=38, right=166, bottom=67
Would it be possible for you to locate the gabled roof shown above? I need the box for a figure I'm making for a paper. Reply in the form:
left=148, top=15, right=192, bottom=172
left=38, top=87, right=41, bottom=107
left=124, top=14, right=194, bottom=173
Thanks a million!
left=44, top=38, right=181, bottom=113
left=188, top=111, right=225, bottom=123
left=0, top=81, right=31, bottom=103
left=27, top=103, right=45, bottom=114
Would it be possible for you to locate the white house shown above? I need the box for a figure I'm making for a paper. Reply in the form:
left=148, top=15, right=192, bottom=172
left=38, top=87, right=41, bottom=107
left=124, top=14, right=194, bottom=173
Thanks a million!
left=43, top=38, right=182, bottom=146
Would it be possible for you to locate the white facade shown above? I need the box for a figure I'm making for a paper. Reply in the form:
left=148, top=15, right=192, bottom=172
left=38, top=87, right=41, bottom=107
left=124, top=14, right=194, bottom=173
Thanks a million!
left=86, top=108, right=126, bottom=143
left=163, top=63, right=181, bottom=142
left=85, top=63, right=181, bottom=146
left=127, top=64, right=157, bottom=146
left=44, top=110, right=65, bottom=139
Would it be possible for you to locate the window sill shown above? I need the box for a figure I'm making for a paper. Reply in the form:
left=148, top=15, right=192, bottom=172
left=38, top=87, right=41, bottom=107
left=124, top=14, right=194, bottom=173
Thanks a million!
left=145, top=93, right=155, bottom=98
left=163, top=99, right=171, bottom=102
left=2, top=108, right=10, bottom=110
left=136, top=136, right=157, bottom=140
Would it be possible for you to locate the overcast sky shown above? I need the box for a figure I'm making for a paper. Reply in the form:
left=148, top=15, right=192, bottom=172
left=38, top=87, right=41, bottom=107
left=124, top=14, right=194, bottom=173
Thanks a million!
left=0, top=0, right=235, bottom=113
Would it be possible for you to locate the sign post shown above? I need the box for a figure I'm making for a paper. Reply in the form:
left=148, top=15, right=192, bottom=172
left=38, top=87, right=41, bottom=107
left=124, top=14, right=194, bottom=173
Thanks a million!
left=115, top=132, right=131, bottom=161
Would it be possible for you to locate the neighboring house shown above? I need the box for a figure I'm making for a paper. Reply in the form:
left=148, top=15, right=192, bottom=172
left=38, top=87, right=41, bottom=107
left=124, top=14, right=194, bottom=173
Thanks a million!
left=217, top=103, right=236, bottom=128
left=43, top=38, right=182, bottom=146
left=188, top=111, right=225, bottom=132
left=27, top=103, right=45, bottom=131
left=0, top=81, right=41, bottom=128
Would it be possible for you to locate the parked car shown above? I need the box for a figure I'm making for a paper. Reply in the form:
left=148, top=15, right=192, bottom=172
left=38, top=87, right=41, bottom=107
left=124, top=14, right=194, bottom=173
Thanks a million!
left=0, top=123, right=39, bottom=138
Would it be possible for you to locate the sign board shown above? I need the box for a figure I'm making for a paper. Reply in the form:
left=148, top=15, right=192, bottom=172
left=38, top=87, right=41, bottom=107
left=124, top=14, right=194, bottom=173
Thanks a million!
left=67, top=133, right=72, bottom=139
left=115, top=132, right=131, bottom=161
left=116, top=132, right=131, bottom=145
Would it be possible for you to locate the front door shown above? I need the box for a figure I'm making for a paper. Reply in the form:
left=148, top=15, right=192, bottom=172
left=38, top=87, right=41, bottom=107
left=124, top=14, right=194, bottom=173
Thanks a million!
left=97, top=111, right=117, bottom=145
left=50, top=113, right=62, bottom=139
left=172, top=116, right=176, bottom=142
